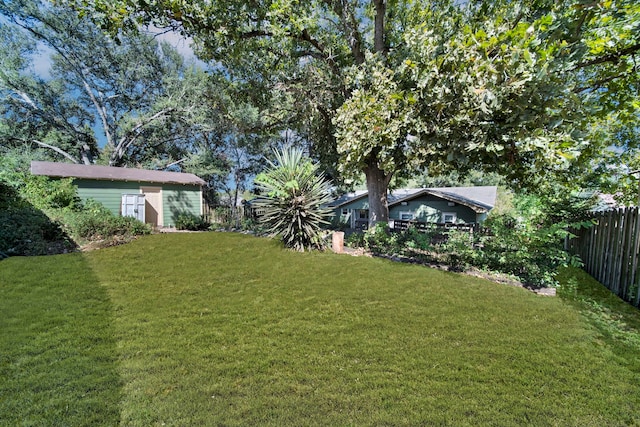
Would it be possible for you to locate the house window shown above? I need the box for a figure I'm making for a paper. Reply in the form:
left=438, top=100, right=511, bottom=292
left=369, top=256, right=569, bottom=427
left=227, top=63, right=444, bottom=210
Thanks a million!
left=358, top=209, right=369, bottom=220
left=399, top=211, right=414, bottom=220
left=442, top=212, right=457, bottom=223
left=341, top=208, right=348, bottom=216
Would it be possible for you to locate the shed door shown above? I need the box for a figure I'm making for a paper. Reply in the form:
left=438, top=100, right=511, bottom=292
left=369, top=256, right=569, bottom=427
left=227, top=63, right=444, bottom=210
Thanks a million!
left=121, top=194, right=145, bottom=222
left=140, top=186, right=162, bottom=227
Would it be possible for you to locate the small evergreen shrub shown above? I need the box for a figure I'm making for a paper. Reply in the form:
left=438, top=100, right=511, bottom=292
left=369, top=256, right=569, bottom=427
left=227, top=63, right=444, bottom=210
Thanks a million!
left=175, top=212, right=210, bottom=231
left=64, top=199, right=151, bottom=240
left=363, top=223, right=398, bottom=255
left=346, top=231, right=366, bottom=248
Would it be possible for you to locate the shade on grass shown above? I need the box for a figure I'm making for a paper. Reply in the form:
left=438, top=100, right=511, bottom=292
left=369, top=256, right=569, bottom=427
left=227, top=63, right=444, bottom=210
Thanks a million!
left=1, top=232, right=639, bottom=425
left=0, top=254, right=121, bottom=425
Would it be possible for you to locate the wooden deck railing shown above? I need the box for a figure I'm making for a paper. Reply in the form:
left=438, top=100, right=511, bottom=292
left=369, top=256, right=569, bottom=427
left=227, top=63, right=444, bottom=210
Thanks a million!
left=390, top=219, right=481, bottom=233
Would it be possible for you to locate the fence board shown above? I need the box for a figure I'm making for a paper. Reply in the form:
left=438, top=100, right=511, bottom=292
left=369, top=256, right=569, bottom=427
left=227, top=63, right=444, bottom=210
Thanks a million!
left=619, top=208, right=633, bottom=299
left=569, top=207, right=640, bottom=308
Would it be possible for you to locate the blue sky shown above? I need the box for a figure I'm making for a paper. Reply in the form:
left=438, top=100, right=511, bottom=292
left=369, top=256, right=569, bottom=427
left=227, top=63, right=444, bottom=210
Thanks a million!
left=31, top=25, right=201, bottom=80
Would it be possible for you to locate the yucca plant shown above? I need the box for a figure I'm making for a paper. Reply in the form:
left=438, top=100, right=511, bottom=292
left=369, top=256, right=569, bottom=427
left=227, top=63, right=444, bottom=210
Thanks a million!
left=253, top=147, right=333, bottom=251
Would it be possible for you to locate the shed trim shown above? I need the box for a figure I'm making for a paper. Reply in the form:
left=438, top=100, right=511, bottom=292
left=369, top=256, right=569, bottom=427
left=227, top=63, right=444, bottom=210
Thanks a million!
left=31, top=161, right=206, bottom=186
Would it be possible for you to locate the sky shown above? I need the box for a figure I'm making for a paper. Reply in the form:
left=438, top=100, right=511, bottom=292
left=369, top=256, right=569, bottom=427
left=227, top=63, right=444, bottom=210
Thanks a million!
left=31, top=25, right=202, bottom=80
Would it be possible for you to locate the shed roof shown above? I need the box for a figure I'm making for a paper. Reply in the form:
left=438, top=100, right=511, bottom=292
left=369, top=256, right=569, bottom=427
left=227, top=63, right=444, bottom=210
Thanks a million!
left=31, top=161, right=206, bottom=186
left=329, top=186, right=498, bottom=213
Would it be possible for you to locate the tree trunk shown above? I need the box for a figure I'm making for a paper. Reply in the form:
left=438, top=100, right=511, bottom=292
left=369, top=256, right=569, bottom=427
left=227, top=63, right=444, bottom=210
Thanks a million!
left=373, top=0, right=386, bottom=54
left=365, top=160, right=392, bottom=228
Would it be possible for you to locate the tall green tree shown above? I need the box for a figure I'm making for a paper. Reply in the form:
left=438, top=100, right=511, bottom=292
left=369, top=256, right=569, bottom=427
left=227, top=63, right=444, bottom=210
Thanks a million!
left=0, top=0, right=221, bottom=167
left=0, top=21, right=99, bottom=164
left=61, top=0, right=640, bottom=219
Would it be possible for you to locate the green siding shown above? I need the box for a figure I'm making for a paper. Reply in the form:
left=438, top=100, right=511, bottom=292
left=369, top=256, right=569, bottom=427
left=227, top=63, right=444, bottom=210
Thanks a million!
left=74, top=179, right=202, bottom=226
left=389, top=197, right=477, bottom=223
left=75, top=180, right=141, bottom=216
left=332, top=197, right=369, bottom=216
left=162, top=184, right=202, bottom=227
left=332, top=193, right=482, bottom=225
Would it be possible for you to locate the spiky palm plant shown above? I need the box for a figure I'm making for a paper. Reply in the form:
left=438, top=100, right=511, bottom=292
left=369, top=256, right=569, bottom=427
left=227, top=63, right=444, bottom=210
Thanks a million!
left=253, top=148, right=333, bottom=251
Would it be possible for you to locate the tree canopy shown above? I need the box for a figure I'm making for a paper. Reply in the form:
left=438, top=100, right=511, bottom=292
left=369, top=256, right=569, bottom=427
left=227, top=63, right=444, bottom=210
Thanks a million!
left=50, top=0, right=640, bottom=214
left=0, top=0, right=227, bottom=168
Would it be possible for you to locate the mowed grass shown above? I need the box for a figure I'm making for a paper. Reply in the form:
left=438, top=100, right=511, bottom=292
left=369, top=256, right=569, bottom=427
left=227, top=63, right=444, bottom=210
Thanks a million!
left=2, top=233, right=640, bottom=426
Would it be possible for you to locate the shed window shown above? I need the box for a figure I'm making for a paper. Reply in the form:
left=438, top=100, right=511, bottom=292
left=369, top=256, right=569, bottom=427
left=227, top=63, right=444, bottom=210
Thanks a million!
left=442, top=212, right=457, bottom=223
left=358, top=209, right=369, bottom=220
left=341, top=208, right=349, bottom=216
left=399, top=211, right=414, bottom=220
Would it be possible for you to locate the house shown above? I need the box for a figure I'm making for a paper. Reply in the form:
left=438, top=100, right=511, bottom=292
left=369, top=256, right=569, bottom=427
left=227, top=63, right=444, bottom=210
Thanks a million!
left=31, top=161, right=206, bottom=228
left=328, top=186, right=498, bottom=230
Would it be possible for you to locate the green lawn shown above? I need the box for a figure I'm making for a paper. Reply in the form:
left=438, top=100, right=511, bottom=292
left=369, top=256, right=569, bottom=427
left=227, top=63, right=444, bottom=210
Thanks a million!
left=1, top=232, right=640, bottom=426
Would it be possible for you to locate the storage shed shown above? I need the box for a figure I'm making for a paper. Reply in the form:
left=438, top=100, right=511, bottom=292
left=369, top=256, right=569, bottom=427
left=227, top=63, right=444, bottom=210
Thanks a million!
left=31, top=161, right=206, bottom=228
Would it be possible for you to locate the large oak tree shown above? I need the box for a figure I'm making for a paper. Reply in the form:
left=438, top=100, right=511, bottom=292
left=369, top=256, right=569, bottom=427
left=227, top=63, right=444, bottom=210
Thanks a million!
left=62, top=0, right=639, bottom=223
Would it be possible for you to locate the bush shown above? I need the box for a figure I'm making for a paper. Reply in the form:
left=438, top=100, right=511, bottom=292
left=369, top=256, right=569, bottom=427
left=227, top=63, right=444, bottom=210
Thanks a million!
left=0, top=182, right=76, bottom=257
left=346, top=231, right=366, bottom=248
left=253, top=148, right=333, bottom=251
left=344, top=216, right=571, bottom=286
left=470, top=212, right=572, bottom=287
left=22, top=175, right=80, bottom=210
left=362, top=223, right=398, bottom=255
left=63, top=199, right=151, bottom=240
left=175, top=212, right=210, bottom=231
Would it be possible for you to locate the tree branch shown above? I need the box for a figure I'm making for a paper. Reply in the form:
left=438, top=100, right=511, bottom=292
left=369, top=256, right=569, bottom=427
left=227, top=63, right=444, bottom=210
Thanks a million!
left=81, top=68, right=113, bottom=147
left=574, top=70, right=637, bottom=93
left=297, top=29, right=341, bottom=75
left=32, top=140, right=80, bottom=163
left=322, top=0, right=365, bottom=65
left=112, top=108, right=175, bottom=165
left=574, top=43, right=640, bottom=69
left=164, top=158, right=187, bottom=169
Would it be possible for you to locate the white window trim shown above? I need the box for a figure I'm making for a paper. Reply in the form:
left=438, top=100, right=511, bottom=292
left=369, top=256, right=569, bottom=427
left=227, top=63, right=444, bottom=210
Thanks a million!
left=442, top=212, right=457, bottom=223
left=399, top=211, right=414, bottom=220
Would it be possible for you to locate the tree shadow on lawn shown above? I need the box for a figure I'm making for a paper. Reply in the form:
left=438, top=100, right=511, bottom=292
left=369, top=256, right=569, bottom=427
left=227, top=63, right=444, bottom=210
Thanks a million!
left=0, top=253, right=122, bottom=425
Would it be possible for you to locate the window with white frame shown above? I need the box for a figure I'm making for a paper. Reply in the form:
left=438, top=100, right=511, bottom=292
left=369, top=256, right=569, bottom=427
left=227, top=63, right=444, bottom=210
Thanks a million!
left=442, top=212, right=457, bottom=223
left=399, top=211, right=414, bottom=220
left=341, top=208, right=348, bottom=216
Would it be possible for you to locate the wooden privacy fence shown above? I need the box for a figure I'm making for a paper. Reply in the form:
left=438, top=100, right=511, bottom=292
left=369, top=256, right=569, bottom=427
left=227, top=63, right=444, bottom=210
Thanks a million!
left=202, top=204, right=250, bottom=224
left=566, top=207, right=640, bottom=308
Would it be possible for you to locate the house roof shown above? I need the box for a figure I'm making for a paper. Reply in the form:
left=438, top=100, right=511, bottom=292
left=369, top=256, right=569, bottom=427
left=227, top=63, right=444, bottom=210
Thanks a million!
left=329, top=186, right=498, bottom=213
left=30, top=161, right=206, bottom=186
left=327, top=190, right=368, bottom=208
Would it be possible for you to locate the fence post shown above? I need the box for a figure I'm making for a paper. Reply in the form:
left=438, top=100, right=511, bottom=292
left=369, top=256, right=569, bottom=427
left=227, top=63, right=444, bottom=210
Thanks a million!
left=332, top=231, right=345, bottom=253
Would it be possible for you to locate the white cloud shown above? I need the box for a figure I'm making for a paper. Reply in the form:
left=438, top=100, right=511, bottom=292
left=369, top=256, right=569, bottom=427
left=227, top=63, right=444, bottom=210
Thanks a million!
left=146, top=25, right=197, bottom=60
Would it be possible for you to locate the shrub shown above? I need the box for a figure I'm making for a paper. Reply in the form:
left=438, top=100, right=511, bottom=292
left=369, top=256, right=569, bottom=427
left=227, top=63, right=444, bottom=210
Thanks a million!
left=253, top=148, right=333, bottom=251
left=345, top=231, right=366, bottom=248
left=470, top=211, right=573, bottom=287
left=22, top=175, right=80, bottom=210
left=175, top=212, right=210, bottom=231
left=440, top=229, right=475, bottom=271
left=0, top=182, right=76, bottom=257
left=363, top=223, right=397, bottom=255
left=64, top=199, right=151, bottom=240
